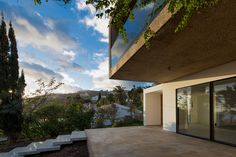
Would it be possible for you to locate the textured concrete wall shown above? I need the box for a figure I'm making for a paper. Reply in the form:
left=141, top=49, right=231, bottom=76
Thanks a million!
left=144, top=61, right=236, bottom=132
left=110, top=0, right=236, bottom=83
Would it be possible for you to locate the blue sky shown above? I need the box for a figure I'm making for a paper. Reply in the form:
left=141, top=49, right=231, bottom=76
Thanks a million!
left=0, top=0, right=150, bottom=94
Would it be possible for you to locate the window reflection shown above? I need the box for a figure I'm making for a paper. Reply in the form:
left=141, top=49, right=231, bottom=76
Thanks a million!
left=214, top=78, right=236, bottom=145
left=111, top=0, right=167, bottom=67
left=177, top=84, right=210, bottom=139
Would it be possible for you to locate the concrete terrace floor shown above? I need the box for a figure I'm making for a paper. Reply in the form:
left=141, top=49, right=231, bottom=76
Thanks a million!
left=86, top=126, right=236, bottom=157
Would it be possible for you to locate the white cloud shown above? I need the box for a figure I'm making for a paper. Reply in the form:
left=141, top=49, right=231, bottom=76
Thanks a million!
left=24, top=76, right=82, bottom=97
left=35, top=12, right=42, bottom=17
left=141, top=2, right=155, bottom=10
left=55, top=84, right=81, bottom=94
left=55, top=71, right=82, bottom=93
left=14, top=16, right=85, bottom=75
left=57, top=59, right=85, bottom=72
left=20, top=62, right=62, bottom=95
left=14, top=17, right=77, bottom=53
left=81, top=16, right=109, bottom=40
left=44, top=18, right=55, bottom=30
left=85, top=57, right=126, bottom=90
left=35, top=11, right=55, bottom=30
left=94, top=52, right=104, bottom=57
left=19, top=51, right=47, bottom=68
left=76, top=0, right=96, bottom=15
left=19, top=51, right=83, bottom=96
left=20, top=62, right=82, bottom=96
left=63, top=50, right=76, bottom=60
left=100, top=37, right=109, bottom=43
left=59, top=72, right=75, bottom=84
left=85, top=57, right=150, bottom=90
left=92, top=52, right=106, bottom=63
left=76, top=0, right=109, bottom=43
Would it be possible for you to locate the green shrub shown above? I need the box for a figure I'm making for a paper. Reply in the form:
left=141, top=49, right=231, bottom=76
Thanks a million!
left=94, top=108, right=106, bottom=128
left=22, top=103, right=66, bottom=139
left=0, top=129, right=4, bottom=138
left=21, top=113, right=45, bottom=139
left=112, top=117, right=143, bottom=127
left=22, top=103, right=94, bottom=139
left=64, top=103, right=94, bottom=132
left=34, top=104, right=65, bottom=137
left=0, top=100, right=23, bottom=142
left=94, top=105, right=117, bottom=128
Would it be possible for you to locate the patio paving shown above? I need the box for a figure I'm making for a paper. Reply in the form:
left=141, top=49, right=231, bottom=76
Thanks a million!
left=86, top=126, right=236, bottom=157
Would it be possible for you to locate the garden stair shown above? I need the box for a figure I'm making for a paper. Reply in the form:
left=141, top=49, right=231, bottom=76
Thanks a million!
left=0, top=131, right=87, bottom=157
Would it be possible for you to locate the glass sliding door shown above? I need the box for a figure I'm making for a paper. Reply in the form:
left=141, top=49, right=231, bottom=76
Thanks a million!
left=213, top=78, right=236, bottom=145
left=177, top=83, right=210, bottom=139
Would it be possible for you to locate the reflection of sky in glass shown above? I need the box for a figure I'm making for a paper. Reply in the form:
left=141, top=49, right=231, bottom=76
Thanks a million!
left=111, top=0, right=167, bottom=67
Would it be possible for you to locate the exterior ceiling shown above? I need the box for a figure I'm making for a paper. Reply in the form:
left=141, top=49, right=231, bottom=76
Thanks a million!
left=110, top=0, right=236, bottom=83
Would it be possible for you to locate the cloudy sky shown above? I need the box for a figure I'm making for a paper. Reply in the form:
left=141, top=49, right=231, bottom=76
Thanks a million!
left=0, top=0, right=150, bottom=94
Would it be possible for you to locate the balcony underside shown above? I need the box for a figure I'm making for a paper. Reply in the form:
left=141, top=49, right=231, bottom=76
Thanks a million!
left=110, top=0, right=236, bottom=83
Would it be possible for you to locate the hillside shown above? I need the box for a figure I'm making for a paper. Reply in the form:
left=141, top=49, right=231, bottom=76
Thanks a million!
left=23, top=90, right=111, bottom=112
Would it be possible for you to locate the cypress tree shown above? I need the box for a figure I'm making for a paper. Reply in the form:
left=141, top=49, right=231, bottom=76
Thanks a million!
left=0, top=15, right=26, bottom=143
left=8, top=21, right=19, bottom=97
left=18, top=70, right=26, bottom=98
left=97, top=92, right=101, bottom=103
left=0, top=15, right=10, bottom=103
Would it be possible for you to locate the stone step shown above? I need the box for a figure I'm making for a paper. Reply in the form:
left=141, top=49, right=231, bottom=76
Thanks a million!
left=6, top=147, right=25, bottom=157
left=17, top=142, right=41, bottom=156
left=0, top=152, right=10, bottom=157
left=0, top=152, right=23, bottom=157
left=70, top=131, right=87, bottom=141
left=0, top=131, right=86, bottom=157
left=36, top=139, right=60, bottom=152
left=53, top=135, right=72, bottom=146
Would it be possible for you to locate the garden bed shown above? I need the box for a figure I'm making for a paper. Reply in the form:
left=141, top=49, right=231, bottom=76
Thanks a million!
left=0, top=139, right=44, bottom=152
left=27, top=141, right=89, bottom=157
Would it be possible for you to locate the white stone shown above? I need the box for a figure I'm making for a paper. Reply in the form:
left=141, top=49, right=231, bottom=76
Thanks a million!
left=0, top=152, right=23, bottom=157
left=0, top=131, right=86, bottom=157
left=70, top=131, right=87, bottom=141
left=36, top=139, right=60, bottom=152
left=53, top=135, right=72, bottom=146
left=5, top=147, right=25, bottom=157
left=17, top=142, right=40, bottom=156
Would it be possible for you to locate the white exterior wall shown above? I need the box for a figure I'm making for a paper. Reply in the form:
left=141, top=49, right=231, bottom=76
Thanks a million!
left=144, top=92, right=162, bottom=126
left=144, top=61, right=236, bottom=132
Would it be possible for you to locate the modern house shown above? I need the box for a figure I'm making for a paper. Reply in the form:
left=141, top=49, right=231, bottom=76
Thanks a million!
left=109, top=0, right=236, bottom=146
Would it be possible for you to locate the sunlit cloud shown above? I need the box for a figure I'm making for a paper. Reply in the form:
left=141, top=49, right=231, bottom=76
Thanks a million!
left=63, top=50, right=77, bottom=60
left=14, top=17, right=77, bottom=53
left=76, top=0, right=96, bottom=15
left=76, top=0, right=109, bottom=43
left=85, top=57, right=149, bottom=90
left=20, top=62, right=82, bottom=95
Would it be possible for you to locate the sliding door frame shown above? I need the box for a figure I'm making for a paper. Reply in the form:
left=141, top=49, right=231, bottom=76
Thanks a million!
left=176, top=82, right=210, bottom=141
left=176, top=76, right=236, bottom=147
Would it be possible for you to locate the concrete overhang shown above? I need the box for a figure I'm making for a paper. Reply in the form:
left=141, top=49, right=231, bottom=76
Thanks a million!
left=109, top=0, right=236, bottom=83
